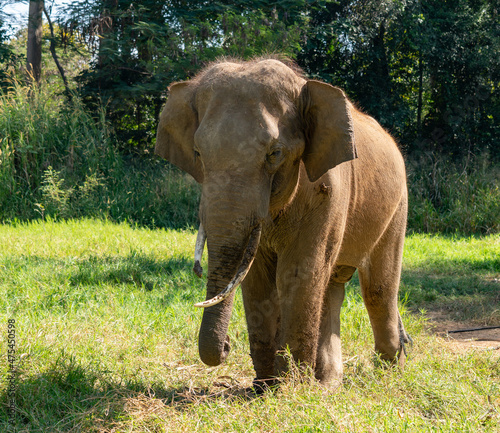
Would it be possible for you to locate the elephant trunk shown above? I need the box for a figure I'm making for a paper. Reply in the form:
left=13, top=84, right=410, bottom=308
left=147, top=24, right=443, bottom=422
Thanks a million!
left=196, top=170, right=269, bottom=366
left=198, top=224, right=261, bottom=366
left=198, top=293, right=235, bottom=366
left=197, top=199, right=262, bottom=366
left=194, top=224, right=261, bottom=308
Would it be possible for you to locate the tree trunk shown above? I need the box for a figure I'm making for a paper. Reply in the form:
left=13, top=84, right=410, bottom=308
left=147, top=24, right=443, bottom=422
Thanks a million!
left=27, top=1, right=44, bottom=84
left=43, top=6, right=71, bottom=99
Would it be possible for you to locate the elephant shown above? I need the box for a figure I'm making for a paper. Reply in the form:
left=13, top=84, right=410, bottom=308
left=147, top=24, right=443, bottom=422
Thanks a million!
left=155, top=57, right=411, bottom=389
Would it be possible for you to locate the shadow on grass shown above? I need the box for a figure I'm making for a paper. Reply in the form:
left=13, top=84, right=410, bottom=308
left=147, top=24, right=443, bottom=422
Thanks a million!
left=67, top=253, right=194, bottom=291
left=399, top=259, right=500, bottom=325
left=0, top=357, right=256, bottom=432
left=1, top=253, right=196, bottom=293
left=345, top=255, right=499, bottom=326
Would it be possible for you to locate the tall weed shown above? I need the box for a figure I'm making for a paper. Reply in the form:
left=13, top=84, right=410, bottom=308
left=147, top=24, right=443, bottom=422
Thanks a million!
left=0, top=82, right=200, bottom=228
left=407, top=153, right=499, bottom=235
left=0, top=81, right=118, bottom=219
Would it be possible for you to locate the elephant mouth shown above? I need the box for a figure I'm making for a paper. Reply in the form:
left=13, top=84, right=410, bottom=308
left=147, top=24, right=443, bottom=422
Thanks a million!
left=194, top=223, right=262, bottom=308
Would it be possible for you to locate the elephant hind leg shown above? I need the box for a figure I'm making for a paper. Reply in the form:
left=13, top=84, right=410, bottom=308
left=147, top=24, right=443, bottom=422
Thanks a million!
left=315, top=266, right=354, bottom=387
left=358, top=212, right=409, bottom=365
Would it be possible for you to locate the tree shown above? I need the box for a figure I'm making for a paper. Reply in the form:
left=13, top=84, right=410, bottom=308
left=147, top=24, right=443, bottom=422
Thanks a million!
left=3, top=21, right=90, bottom=93
left=412, top=0, right=499, bottom=159
left=27, top=0, right=44, bottom=84
left=49, top=0, right=497, bottom=159
left=298, top=0, right=499, bottom=160
left=63, top=0, right=307, bottom=150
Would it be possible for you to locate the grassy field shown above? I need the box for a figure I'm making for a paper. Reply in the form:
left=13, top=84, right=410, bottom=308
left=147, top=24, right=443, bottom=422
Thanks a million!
left=0, top=219, right=499, bottom=432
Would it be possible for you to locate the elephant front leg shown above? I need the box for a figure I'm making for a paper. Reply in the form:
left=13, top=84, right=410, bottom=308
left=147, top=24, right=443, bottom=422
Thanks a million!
left=241, top=252, right=279, bottom=386
left=275, top=261, right=330, bottom=378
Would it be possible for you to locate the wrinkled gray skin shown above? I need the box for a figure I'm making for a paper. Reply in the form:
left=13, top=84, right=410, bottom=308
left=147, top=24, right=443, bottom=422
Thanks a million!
left=155, top=58, right=411, bottom=388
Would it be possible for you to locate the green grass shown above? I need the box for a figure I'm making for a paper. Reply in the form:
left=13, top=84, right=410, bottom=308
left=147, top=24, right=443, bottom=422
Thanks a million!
left=0, top=219, right=499, bottom=432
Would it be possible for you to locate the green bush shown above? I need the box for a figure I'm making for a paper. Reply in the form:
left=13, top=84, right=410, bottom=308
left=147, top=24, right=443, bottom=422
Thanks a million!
left=0, top=82, right=199, bottom=228
left=407, top=153, right=500, bottom=235
left=0, top=81, right=117, bottom=218
left=1, top=81, right=498, bottom=234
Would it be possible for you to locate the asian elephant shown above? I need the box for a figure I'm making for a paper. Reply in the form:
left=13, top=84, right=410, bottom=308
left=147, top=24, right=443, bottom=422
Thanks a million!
left=155, top=58, right=411, bottom=388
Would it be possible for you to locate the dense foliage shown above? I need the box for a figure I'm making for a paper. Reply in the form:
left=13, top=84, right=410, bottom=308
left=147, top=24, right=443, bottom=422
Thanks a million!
left=53, top=0, right=499, bottom=158
left=0, top=3, right=18, bottom=88
left=0, top=83, right=199, bottom=228
left=299, top=0, right=499, bottom=160
left=0, top=0, right=498, bottom=233
left=62, top=0, right=306, bottom=147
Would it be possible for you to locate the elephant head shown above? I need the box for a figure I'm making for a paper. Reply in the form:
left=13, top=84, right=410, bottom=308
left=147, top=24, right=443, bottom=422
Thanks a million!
left=155, top=59, right=357, bottom=367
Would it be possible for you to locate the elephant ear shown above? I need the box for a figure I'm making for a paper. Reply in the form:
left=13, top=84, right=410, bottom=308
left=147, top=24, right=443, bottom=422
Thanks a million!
left=155, top=82, right=203, bottom=183
left=301, top=80, right=357, bottom=182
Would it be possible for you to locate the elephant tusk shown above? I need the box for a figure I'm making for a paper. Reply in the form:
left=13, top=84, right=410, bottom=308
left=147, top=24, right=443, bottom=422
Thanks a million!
left=193, top=223, right=206, bottom=278
left=194, top=224, right=262, bottom=308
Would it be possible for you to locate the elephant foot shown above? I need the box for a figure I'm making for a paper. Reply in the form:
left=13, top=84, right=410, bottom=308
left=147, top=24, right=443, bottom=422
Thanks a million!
left=316, top=371, right=343, bottom=390
left=374, top=314, right=413, bottom=368
left=374, top=337, right=412, bottom=369
left=251, top=377, right=280, bottom=395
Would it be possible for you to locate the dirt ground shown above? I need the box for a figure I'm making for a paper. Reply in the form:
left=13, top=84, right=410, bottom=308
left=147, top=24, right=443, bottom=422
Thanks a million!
left=426, top=310, right=500, bottom=355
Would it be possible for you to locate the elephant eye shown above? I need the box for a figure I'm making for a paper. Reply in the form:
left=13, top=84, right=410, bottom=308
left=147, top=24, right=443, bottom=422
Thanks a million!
left=194, top=149, right=201, bottom=159
left=267, top=149, right=282, bottom=165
